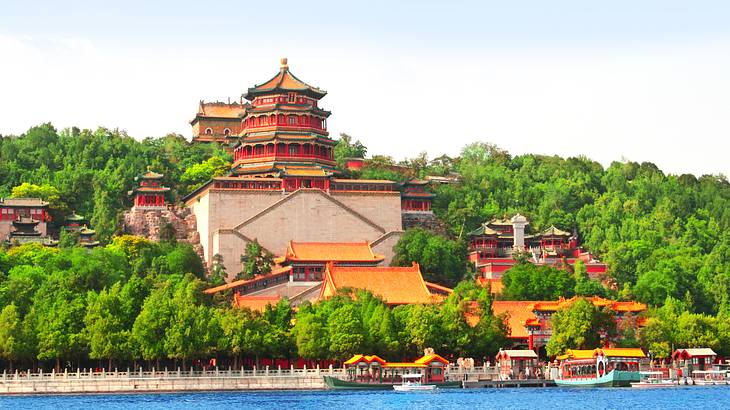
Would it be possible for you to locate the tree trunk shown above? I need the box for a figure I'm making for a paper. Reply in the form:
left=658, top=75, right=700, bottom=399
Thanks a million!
left=9, top=359, right=13, bottom=373
left=108, top=358, right=112, bottom=372
left=55, top=357, right=60, bottom=373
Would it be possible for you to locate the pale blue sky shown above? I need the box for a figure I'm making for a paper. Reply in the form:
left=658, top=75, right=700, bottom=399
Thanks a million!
left=1, top=1, right=729, bottom=176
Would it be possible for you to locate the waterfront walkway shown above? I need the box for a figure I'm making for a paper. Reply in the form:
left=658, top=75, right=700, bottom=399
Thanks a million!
left=0, top=366, right=344, bottom=395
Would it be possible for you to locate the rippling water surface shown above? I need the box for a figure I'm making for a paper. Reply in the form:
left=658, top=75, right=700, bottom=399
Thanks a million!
left=2, top=386, right=729, bottom=410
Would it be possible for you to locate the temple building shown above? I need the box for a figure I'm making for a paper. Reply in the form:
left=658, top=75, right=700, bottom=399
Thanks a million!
left=485, top=297, right=646, bottom=352
left=467, top=214, right=607, bottom=280
left=203, top=246, right=449, bottom=311
left=129, top=168, right=170, bottom=210
left=191, top=101, right=246, bottom=145
left=185, top=59, right=417, bottom=277
left=0, top=198, right=56, bottom=246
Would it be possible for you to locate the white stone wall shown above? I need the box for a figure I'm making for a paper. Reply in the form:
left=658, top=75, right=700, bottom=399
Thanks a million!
left=192, top=188, right=405, bottom=278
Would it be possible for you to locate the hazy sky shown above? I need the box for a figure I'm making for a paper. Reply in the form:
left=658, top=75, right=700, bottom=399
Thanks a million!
left=1, top=1, right=729, bottom=177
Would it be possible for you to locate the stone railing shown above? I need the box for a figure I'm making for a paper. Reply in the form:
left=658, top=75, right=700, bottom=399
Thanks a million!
left=2, top=365, right=347, bottom=381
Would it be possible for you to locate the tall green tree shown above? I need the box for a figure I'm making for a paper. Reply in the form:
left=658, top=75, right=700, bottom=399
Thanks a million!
left=546, top=298, right=617, bottom=357
left=238, top=239, right=273, bottom=280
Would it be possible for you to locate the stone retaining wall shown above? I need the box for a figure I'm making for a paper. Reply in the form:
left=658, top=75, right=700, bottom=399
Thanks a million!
left=0, top=375, right=326, bottom=395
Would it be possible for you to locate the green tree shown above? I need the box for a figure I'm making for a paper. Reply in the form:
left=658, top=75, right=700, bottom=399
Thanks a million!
left=333, top=133, right=367, bottom=167
left=0, top=304, right=32, bottom=371
left=83, top=283, right=132, bottom=369
left=392, top=228, right=467, bottom=286
left=180, top=156, right=231, bottom=193
left=502, top=262, right=576, bottom=301
left=546, top=298, right=617, bottom=357
left=238, top=239, right=273, bottom=280
left=326, top=304, right=365, bottom=360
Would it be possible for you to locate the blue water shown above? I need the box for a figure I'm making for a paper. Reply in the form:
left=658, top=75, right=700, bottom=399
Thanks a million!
left=1, top=387, right=728, bottom=410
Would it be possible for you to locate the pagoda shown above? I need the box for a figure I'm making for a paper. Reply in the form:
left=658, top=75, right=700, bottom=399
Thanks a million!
left=78, top=225, right=100, bottom=248
left=129, top=168, right=170, bottom=209
left=64, top=212, right=86, bottom=231
left=231, top=58, right=337, bottom=190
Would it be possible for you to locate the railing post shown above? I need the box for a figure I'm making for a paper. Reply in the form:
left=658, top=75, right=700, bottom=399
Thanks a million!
left=139, top=366, right=143, bottom=377
left=39, top=368, right=43, bottom=380
left=253, top=365, right=257, bottom=376
left=290, top=364, right=294, bottom=375
left=51, top=368, right=55, bottom=380
left=278, top=365, right=282, bottom=376
left=14, top=370, right=18, bottom=380
left=265, top=365, right=269, bottom=376
left=77, top=368, right=80, bottom=379
left=177, top=367, right=181, bottom=377
left=329, top=364, right=333, bottom=375
left=215, top=366, right=219, bottom=377
left=316, top=364, right=320, bottom=376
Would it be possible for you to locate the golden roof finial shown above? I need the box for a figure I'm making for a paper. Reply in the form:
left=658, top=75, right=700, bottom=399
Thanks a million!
left=280, top=57, right=288, bottom=69
left=146, top=165, right=152, bottom=172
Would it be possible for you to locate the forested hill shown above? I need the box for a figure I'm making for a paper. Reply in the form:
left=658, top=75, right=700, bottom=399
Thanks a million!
left=2, top=124, right=730, bottom=315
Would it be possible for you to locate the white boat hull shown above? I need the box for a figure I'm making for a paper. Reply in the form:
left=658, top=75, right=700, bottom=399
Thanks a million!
left=630, top=381, right=678, bottom=388
left=393, top=384, right=437, bottom=392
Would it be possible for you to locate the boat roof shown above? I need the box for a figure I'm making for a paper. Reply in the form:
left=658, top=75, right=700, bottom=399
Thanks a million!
left=402, top=373, right=424, bottom=379
left=691, top=370, right=726, bottom=374
left=639, top=371, right=665, bottom=375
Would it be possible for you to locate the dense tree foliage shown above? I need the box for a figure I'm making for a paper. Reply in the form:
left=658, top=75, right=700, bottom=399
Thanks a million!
left=0, top=124, right=230, bottom=241
left=2, top=124, right=730, bottom=363
left=392, top=228, right=468, bottom=286
left=546, top=298, right=617, bottom=357
left=292, top=282, right=507, bottom=361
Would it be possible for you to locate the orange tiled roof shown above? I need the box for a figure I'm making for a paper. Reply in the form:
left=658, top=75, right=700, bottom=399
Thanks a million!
left=424, top=281, right=453, bottom=295
left=491, top=301, right=539, bottom=339
left=476, top=277, right=503, bottom=294
left=531, top=296, right=647, bottom=313
left=232, top=295, right=281, bottom=312
left=414, top=354, right=449, bottom=365
left=286, top=241, right=384, bottom=263
left=319, top=263, right=436, bottom=305
left=490, top=297, right=647, bottom=340
left=198, top=102, right=245, bottom=118
left=384, top=362, right=427, bottom=368
left=598, top=348, right=645, bottom=358
left=203, top=266, right=292, bottom=294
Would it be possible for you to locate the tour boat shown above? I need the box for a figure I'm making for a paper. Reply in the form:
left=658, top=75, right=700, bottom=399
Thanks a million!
left=392, top=374, right=437, bottom=392
left=690, top=370, right=728, bottom=385
left=554, top=348, right=644, bottom=387
left=323, top=376, right=460, bottom=390
left=630, top=371, right=678, bottom=388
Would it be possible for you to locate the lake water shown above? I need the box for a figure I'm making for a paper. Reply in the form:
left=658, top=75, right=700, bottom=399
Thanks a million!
left=2, top=386, right=729, bottom=410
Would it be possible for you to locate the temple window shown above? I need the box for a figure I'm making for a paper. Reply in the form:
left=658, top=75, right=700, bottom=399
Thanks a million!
left=223, top=128, right=231, bottom=136
left=288, top=92, right=296, bottom=103
left=205, top=128, right=213, bottom=135
left=289, top=144, right=300, bottom=155
left=288, top=115, right=297, bottom=125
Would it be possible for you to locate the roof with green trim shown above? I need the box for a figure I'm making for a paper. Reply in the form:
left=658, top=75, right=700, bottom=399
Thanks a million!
left=540, top=225, right=571, bottom=237
left=245, top=58, right=327, bottom=100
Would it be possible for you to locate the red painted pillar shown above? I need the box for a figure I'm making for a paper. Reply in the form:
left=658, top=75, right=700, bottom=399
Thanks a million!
left=528, top=333, right=534, bottom=351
